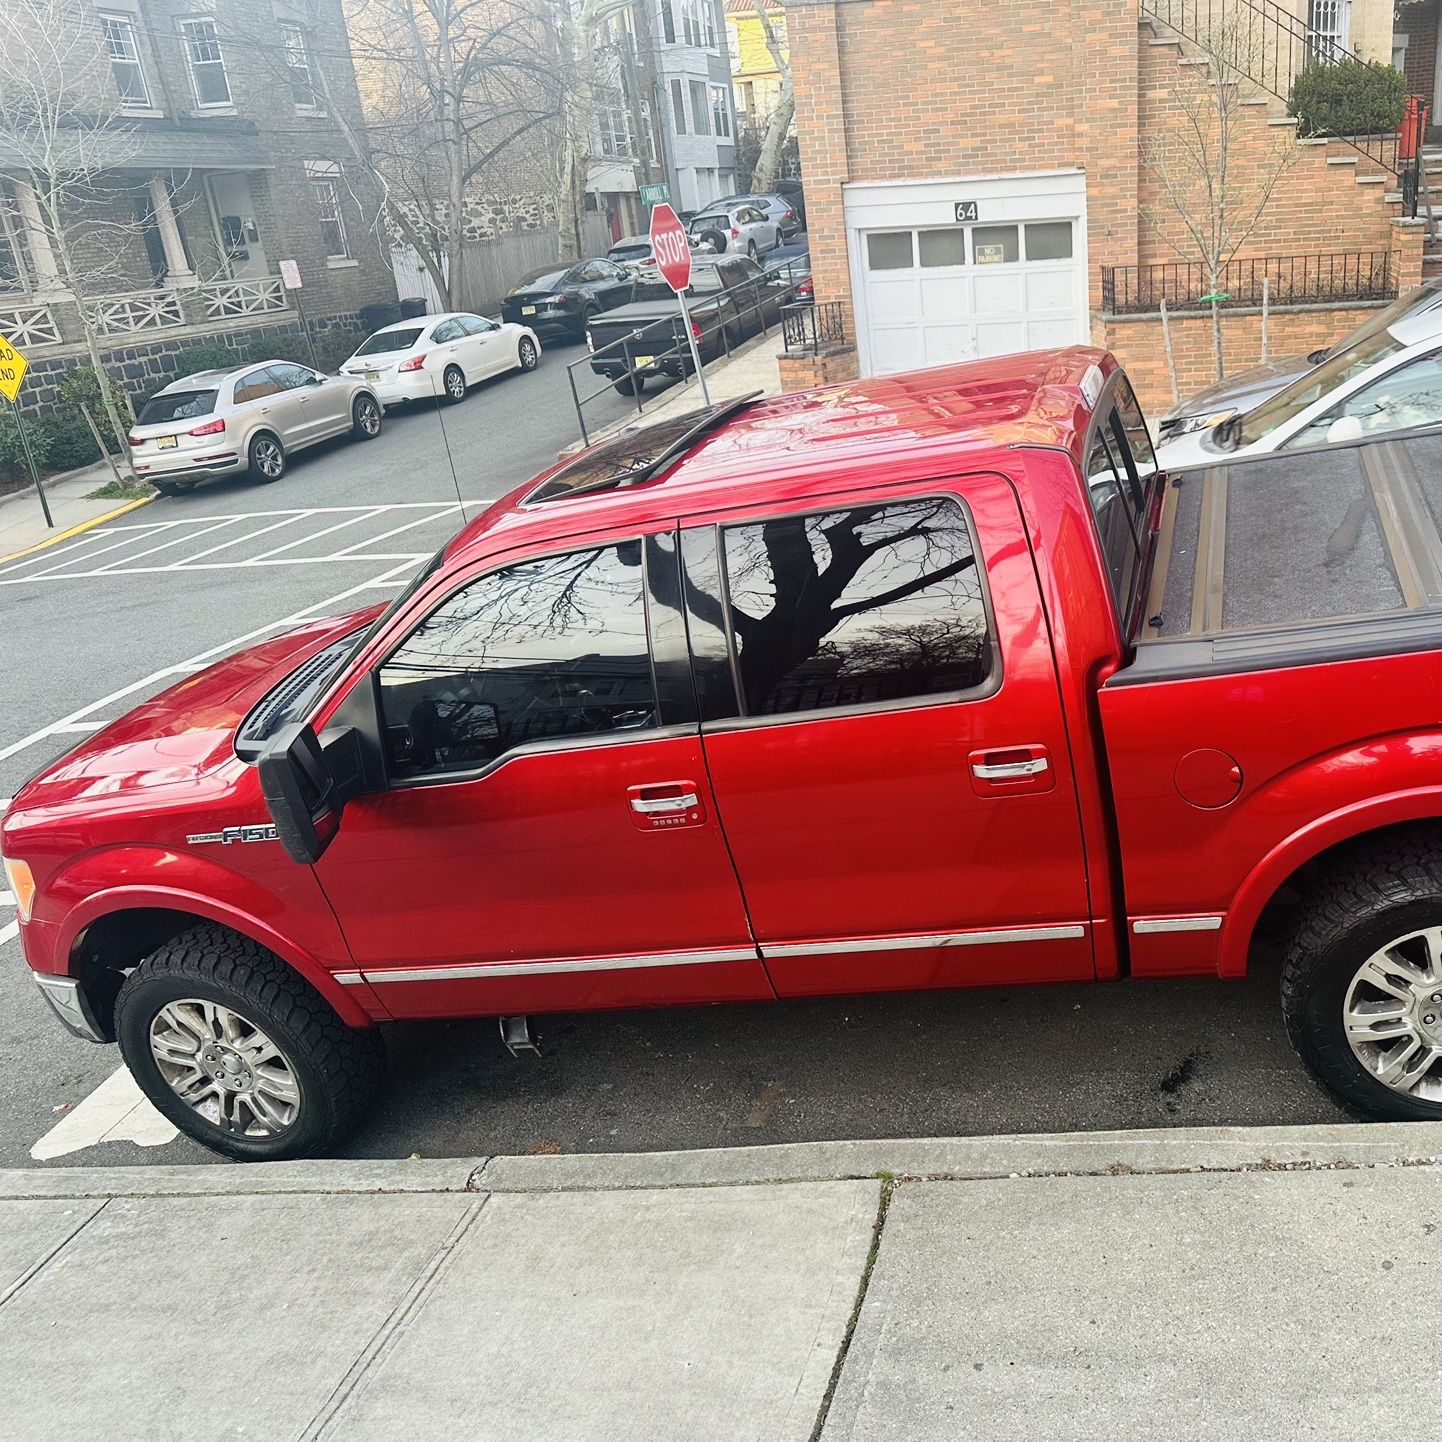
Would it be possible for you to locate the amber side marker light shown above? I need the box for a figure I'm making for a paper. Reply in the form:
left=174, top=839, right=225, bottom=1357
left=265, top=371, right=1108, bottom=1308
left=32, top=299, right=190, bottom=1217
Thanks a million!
left=3, top=856, right=36, bottom=923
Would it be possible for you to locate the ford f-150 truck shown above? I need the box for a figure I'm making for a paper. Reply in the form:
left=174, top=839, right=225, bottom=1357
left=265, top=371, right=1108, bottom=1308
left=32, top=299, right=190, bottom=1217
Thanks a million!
left=11, top=347, right=1442, bottom=1161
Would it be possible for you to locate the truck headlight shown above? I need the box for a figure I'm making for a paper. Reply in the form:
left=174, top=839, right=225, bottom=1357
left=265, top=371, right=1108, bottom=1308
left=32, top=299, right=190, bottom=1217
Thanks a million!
left=3, top=856, right=36, bottom=923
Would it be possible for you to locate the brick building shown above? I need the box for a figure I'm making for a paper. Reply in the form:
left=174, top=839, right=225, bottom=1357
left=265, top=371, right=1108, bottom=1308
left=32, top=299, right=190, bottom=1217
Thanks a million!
left=783, top=0, right=1428, bottom=414
left=0, top=0, right=396, bottom=412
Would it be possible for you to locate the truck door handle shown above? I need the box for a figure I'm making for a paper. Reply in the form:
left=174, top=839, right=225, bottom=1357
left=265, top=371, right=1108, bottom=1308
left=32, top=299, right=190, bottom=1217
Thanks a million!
left=972, top=757, right=1049, bottom=780
left=630, top=789, right=700, bottom=814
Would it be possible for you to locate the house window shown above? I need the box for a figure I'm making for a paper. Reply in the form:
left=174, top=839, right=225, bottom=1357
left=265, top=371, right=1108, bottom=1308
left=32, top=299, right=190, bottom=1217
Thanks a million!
left=670, top=76, right=687, bottom=133
left=307, top=162, right=349, bottom=260
left=595, top=85, right=632, bottom=158
left=280, top=22, right=317, bottom=110
left=703, top=0, right=716, bottom=48
left=639, top=99, right=659, bottom=163
left=660, top=0, right=675, bottom=43
left=1306, top=0, right=1349, bottom=59
left=682, top=0, right=701, bottom=46
left=100, top=12, right=151, bottom=109
left=709, top=84, right=730, bottom=138
left=689, top=79, right=710, bottom=135
left=181, top=17, right=231, bottom=107
left=0, top=187, right=27, bottom=294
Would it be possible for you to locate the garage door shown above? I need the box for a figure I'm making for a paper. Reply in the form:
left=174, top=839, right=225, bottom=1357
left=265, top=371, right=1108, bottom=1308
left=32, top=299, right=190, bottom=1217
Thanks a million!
left=861, top=219, right=1082, bottom=375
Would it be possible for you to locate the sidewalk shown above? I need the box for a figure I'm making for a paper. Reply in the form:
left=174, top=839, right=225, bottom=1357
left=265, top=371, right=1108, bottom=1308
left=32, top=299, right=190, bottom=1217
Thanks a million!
left=0, top=460, right=150, bottom=563
left=564, top=330, right=786, bottom=458
left=4, top=1120, right=1441, bottom=1440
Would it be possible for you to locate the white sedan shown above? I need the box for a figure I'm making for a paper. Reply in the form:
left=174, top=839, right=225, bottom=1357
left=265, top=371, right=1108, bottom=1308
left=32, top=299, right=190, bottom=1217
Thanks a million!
left=340, top=311, right=540, bottom=408
left=1156, top=307, right=1442, bottom=469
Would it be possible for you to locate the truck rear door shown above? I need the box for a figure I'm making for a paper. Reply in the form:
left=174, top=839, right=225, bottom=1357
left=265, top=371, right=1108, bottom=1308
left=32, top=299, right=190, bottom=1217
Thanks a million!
left=679, top=477, right=1095, bottom=997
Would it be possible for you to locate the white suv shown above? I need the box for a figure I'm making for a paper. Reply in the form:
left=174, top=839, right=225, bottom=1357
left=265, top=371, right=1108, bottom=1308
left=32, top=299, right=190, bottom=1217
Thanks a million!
left=686, top=202, right=781, bottom=261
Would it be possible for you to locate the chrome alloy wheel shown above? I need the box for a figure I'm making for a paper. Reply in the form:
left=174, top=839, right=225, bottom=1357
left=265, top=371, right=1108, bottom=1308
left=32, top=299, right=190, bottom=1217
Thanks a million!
left=445, top=367, right=465, bottom=400
left=149, top=999, right=301, bottom=1136
left=252, top=437, right=283, bottom=478
left=1344, top=927, right=1442, bottom=1099
left=357, top=396, right=381, bottom=434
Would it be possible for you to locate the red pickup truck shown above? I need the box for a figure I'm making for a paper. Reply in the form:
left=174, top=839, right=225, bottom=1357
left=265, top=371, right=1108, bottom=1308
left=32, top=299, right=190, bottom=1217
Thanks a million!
left=9, top=346, right=1442, bottom=1161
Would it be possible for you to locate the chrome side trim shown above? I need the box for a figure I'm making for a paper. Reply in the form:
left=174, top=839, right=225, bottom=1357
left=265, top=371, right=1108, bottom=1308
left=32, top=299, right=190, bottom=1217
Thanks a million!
left=763, top=925, right=1087, bottom=959
left=333, top=970, right=365, bottom=986
left=1132, top=916, right=1224, bottom=934
left=359, top=946, right=760, bottom=986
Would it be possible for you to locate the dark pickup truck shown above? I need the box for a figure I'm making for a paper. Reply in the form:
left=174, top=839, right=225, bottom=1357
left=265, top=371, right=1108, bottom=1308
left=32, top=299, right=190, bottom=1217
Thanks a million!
left=586, top=255, right=792, bottom=395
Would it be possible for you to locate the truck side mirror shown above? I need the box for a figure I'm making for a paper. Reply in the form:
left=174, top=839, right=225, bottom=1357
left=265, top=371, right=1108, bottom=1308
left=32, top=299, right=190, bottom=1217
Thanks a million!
left=258, top=723, right=362, bottom=864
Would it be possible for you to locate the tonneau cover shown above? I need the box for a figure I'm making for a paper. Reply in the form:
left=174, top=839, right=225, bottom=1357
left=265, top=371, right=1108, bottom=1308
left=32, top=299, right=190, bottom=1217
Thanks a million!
left=1125, top=432, right=1442, bottom=681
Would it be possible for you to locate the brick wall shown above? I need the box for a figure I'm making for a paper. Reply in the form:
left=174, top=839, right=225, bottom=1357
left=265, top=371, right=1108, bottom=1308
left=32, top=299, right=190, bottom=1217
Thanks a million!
left=1402, top=0, right=1439, bottom=102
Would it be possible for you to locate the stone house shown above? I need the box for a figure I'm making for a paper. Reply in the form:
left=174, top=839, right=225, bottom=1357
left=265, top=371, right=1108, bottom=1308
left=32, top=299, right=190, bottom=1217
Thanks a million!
left=781, top=0, right=1428, bottom=415
left=0, top=0, right=397, bottom=413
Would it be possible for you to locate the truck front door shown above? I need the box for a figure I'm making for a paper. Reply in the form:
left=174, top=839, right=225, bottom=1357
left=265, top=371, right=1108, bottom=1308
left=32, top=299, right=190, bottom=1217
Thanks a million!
left=314, top=530, right=768, bottom=1018
left=680, top=480, right=1095, bottom=997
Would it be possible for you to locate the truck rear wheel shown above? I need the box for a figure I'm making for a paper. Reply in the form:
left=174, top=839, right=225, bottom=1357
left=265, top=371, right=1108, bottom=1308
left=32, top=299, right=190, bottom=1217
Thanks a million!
left=114, top=925, right=384, bottom=1161
left=1282, top=839, right=1442, bottom=1121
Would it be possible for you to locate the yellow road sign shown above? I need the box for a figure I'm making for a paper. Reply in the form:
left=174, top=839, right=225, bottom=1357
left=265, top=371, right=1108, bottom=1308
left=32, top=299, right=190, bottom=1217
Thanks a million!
left=0, top=333, right=29, bottom=402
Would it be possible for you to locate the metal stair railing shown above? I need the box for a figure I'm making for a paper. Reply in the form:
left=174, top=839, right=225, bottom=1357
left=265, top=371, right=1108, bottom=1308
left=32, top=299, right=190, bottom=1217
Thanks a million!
left=1141, top=0, right=1403, bottom=175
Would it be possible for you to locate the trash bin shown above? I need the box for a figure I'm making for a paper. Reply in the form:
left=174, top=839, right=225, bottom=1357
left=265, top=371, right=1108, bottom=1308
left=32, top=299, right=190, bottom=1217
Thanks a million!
left=398, top=296, right=429, bottom=320
left=358, top=302, right=402, bottom=332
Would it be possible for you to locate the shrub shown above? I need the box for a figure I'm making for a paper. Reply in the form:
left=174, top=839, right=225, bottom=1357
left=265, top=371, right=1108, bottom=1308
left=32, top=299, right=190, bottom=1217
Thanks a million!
left=56, top=364, right=125, bottom=453
left=1289, top=58, right=1406, bottom=137
left=170, top=341, right=237, bottom=376
left=40, top=411, right=102, bottom=472
left=0, top=406, right=50, bottom=488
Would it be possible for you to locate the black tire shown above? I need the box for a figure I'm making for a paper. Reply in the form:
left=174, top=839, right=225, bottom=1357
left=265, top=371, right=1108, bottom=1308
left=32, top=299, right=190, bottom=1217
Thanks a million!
left=153, top=480, right=196, bottom=497
left=1282, top=838, right=1442, bottom=1121
left=352, top=393, right=383, bottom=439
left=442, top=364, right=466, bottom=405
left=614, top=374, right=643, bottom=396
left=699, top=228, right=726, bottom=254
left=747, top=240, right=759, bottom=262
left=247, top=431, right=285, bottom=483
left=115, top=924, right=384, bottom=1162
left=517, top=336, right=539, bottom=371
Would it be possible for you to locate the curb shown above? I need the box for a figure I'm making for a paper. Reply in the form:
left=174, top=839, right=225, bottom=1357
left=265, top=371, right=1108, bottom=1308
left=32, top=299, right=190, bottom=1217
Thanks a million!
left=0, top=493, right=154, bottom=566
left=6, top=1121, right=1442, bottom=1200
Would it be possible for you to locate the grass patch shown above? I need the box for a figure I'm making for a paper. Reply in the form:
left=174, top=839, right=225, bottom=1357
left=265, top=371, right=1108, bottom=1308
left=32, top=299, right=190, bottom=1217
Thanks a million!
left=85, top=478, right=152, bottom=501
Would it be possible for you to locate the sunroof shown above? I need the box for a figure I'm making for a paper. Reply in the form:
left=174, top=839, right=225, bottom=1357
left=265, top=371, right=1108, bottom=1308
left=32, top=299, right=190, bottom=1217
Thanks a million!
left=529, top=393, right=762, bottom=503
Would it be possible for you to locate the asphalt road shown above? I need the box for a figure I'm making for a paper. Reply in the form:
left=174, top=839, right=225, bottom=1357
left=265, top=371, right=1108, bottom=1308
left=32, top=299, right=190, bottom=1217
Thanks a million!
left=0, top=341, right=1346, bottom=1170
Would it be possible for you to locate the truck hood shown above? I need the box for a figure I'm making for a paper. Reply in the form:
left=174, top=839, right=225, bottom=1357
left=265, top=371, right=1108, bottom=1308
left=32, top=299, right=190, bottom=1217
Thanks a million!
left=1159, top=355, right=1312, bottom=429
left=6, top=607, right=381, bottom=816
left=593, top=296, right=724, bottom=327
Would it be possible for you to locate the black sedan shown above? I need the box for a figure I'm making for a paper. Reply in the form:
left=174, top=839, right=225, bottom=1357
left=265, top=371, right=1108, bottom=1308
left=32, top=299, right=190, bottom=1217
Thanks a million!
left=500, top=257, right=633, bottom=341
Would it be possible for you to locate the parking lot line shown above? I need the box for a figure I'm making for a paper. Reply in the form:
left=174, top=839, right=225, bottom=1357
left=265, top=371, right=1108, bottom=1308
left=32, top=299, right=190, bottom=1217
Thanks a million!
left=92, top=515, right=245, bottom=572
left=0, top=556, right=422, bottom=765
left=329, top=507, right=459, bottom=558
left=9, top=522, right=178, bottom=580
left=243, top=507, right=390, bottom=564
left=174, top=510, right=311, bottom=565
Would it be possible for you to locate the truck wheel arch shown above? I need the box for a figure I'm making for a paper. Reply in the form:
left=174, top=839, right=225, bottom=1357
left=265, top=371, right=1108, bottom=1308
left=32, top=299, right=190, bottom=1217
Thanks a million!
left=64, top=894, right=381, bottom=1033
left=1220, top=792, right=1442, bottom=977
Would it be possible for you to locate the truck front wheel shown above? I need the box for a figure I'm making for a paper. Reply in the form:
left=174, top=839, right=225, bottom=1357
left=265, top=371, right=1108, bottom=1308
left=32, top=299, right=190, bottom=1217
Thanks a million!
left=1282, top=839, right=1442, bottom=1120
left=114, top=925, right=384, bottom=1161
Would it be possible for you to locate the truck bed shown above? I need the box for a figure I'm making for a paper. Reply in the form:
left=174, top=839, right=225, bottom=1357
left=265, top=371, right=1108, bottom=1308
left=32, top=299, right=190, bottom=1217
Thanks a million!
left=1123, top=432, right=1442, bottom=682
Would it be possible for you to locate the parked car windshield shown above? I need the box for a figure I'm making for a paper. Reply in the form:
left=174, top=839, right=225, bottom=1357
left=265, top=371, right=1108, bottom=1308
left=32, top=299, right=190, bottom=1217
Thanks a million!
left=1235, top=330, right=1408, bottom=446
left=138, top=389, right=217, bottom=423
left=354, top=328, right=424, bottom=356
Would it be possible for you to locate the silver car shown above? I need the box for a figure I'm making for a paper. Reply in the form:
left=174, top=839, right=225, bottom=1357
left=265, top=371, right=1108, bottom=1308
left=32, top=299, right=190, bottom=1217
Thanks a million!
left=129, top=360, right=384, bottom=496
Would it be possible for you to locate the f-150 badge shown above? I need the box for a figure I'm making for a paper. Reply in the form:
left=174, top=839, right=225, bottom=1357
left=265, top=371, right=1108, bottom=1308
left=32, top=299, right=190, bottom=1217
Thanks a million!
left=186, top=824, right=279, bottom=846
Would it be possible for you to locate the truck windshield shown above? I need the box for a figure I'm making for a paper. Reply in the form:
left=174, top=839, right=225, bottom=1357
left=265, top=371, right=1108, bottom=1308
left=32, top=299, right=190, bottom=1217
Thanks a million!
left=1235, top=330, right=1406, bottom=446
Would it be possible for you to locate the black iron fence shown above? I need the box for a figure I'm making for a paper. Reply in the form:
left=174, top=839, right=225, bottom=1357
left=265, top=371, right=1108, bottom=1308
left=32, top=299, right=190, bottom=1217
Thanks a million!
left=781, top=301, right=848, bottom=355
left=1141, top=0, right=1402, bottom=174
left=1100, top=250, right=1396, bottom=314
left=565, top=253, right=812, bottom=446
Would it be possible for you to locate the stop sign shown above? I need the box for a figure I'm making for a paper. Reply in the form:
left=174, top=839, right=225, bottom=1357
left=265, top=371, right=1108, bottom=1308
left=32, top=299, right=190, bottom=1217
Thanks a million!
left=649, top=203, right=692, bottom=293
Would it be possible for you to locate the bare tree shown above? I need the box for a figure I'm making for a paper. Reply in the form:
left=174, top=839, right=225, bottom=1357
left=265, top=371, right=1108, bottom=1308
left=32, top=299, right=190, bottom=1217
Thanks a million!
left=0, top=0, right=162, bottom=474
left=1140, top=19, right=1296, bottom=381
left=748, top=0, right=792, bottom=195
left=340, top=0, right=563, bottom=309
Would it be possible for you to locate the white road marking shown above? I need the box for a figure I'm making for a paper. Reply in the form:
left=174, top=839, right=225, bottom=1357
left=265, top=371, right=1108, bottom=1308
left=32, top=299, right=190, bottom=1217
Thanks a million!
left=0, top=530, right=112, bottom=574
left=17, top=523, right=176, bottom=580
left=0, top=555, right=424, bottom=764
left=92, top=515, right=243, bottom=572
left=30, top=1065, right=178, bottom=1160
left=329, top=507, right=458, bottom=557
left=0, top=890, right=12, bottom=905
left=243, top=506, right=389, bottom=564
left=1, top=920, right=19, bottom=946
left=178, top=510, right=310, bottom=564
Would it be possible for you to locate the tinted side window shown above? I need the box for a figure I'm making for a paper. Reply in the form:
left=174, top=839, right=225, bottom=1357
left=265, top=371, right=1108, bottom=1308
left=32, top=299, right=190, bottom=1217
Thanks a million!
left=1112, top=375, right=1157, bottom=481
left=379, top=543, right=657, bottom=778
left=459, top=314, right=493, bottom=335
left=234, top=369, right=283, bottom=404
left=431, top=319, right=463, bottom=343
left=721, top=498, right=992, bottom=717
left=269, top=363, right=314, bottom=390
